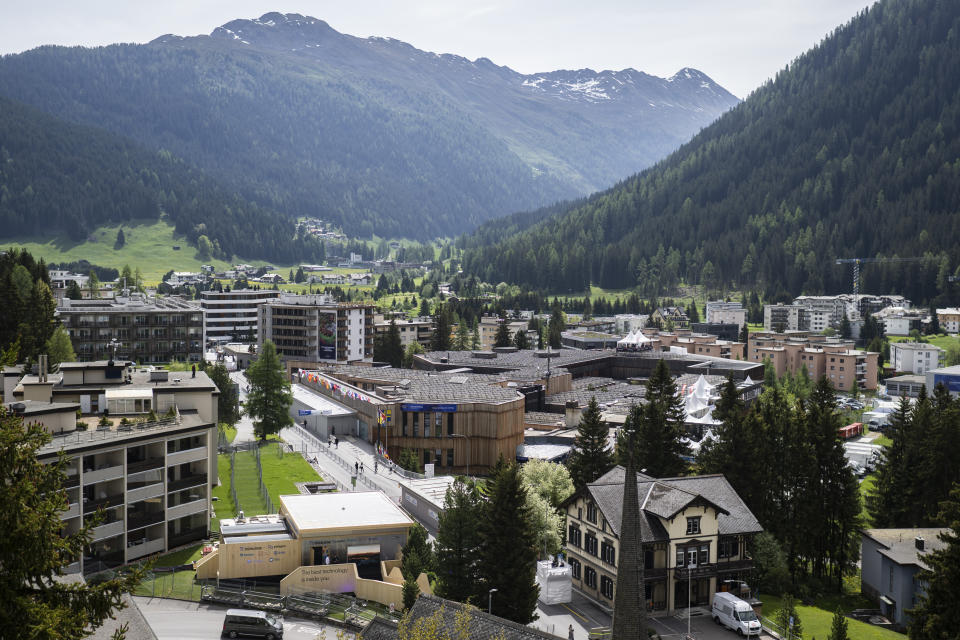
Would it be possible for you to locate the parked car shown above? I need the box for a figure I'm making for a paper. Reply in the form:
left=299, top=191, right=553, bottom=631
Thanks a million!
left=222, top=609, right=283, bottom=639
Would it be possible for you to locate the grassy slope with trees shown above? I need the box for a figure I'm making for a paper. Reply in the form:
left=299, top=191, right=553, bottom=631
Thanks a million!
left=461, top=0, right=960, bottom=306
left=0, top=96, right=324, bottom=265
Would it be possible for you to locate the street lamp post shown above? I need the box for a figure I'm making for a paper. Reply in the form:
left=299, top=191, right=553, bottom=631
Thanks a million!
left=488, top=588, right=497, bottom=615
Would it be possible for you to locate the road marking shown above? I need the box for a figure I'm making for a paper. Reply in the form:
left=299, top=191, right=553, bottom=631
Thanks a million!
left=561, top=603, right=590, bottom=623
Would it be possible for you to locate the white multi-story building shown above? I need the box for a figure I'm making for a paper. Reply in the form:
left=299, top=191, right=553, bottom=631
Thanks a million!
left=11, top=361, right=217, bottom=575
left=258, top=294, right=374, bottom=365
left=200, top=289, right=280, bottom=344
left=704, top=302, right=746, bottom=330
left=373, top=315, right=435, bottom=350
left=890, top=342, right=944, bottom=375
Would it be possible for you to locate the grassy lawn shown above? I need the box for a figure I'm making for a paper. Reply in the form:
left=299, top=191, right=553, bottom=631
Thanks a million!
left=4, top=218, right=240, bottom=284
left=761, top=593, right=905, bottom=640
left=220, top=423, right=237, bottom=445
left=210, top=453, right=235, bottom=533
left=257, top=442, right=322, bottom=508
left=210, top=443, right=321, bottom=533
left=132, top=543, right=206, bottom=601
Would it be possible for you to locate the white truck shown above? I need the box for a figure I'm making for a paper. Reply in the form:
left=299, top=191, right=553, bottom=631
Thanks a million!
left=712, top=591, right=762, bottom=636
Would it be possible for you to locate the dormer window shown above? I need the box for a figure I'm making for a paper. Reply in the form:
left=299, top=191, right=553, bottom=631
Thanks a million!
left=686, top=516, right=701, bottom=535
left=587, top=502, right=598, bottom=524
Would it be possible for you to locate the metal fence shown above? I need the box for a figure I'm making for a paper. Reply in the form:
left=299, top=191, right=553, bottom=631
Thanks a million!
left=253, top=445, right=275, bottom=514
left=291, top=425, right=379, bottom=491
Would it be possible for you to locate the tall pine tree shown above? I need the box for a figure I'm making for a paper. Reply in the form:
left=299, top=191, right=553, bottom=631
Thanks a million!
left=434, top=479, right=482, bottom=603
left=567, top=397, right=614, bottom=488
left=245, top=340, right=293, bottom=441
left=477, top=460, right=539, bottom=623
left=635, top=359, right=688, bottom=477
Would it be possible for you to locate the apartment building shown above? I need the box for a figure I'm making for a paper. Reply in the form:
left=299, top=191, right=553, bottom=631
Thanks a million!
left=704, top=302, right=746, bottom=330
left=563, top=467, right=761, bottom=615
left=890, top=342, right=944, bottom=375
left=936, top=308, right=960, bottom=333
left=58, top=295, right=205, bottom=364
left=747, top=332, right=879, bottom=391
left=373, top=315, right=435, bottom=351
left=259, top=294, right=374, bottom=365
left=763, top=304, right=806, bottom=332
left=200, top=288, right=280, bottom=344
left=656, top=332, right=745, bottom=360
left=11, top=361, right=217, bottom=574
left=49, top=270, right=90, bottom=300
left=875, top=307, right=922, bottom=336
left=477, top=316, right=529, bottom=350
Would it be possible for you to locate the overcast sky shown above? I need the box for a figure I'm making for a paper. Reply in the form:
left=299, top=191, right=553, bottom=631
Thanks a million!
left=0, top=0, right=877, bottom=98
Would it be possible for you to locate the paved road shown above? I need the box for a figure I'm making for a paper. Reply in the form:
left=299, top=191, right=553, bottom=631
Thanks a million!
left=534, top=590, right=611, bottom=639
left=229, top=371, right=256, bottom=443
left=135, top=597, right=337, bottom=640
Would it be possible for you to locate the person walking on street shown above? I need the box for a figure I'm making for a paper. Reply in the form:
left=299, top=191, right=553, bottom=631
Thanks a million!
left=568, top=624, right=574, bottom=640
left=355, top=461, right=359, bottom=475
left=360, top=461, right=364, bottom=474
left=335, top=436, right=339, bottom=448
left=374, top=459, right=378, bottom=474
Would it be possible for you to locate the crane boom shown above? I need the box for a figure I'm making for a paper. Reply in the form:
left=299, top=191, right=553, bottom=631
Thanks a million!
left=834, top=256, right=923, bottom=298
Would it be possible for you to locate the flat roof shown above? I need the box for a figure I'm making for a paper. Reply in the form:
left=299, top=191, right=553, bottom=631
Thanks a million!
left=400, top=476, right=459, bottom=509
left=280, top=492, right=414, bottom=535
left=292, top=384, right=355, bottom=417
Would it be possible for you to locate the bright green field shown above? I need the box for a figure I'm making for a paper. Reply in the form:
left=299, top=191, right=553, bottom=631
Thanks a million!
left=860, top=473, right=877, bottom=526
left=761, top=592, right=905, bottom=640
left=888, top=333, right=960, bottom=353
left=3, top=219, right=242, bottom=284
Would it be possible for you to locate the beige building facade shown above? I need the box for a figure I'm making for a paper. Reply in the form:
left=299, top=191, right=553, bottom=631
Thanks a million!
left=562, top=468, right=761, bottom=615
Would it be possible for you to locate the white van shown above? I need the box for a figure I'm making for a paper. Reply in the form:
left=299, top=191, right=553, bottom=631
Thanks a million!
left=712, top=592, right=762, bottom=636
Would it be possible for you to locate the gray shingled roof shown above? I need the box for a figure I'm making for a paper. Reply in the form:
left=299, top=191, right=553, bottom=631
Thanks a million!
left=581, top=467, right=761, bottom=539
left=360, top=594, right=563, bottom=639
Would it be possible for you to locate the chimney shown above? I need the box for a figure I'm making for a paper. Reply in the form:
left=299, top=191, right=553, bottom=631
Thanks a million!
left=915, top=536, right=925, bottom=551
left=39, top=354, right=48, bottom=383
left=565, top=401, right=582, bottom=429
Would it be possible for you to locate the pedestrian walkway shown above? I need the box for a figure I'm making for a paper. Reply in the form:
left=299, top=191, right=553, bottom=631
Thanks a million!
left=229, top=371, right=256, bottom=443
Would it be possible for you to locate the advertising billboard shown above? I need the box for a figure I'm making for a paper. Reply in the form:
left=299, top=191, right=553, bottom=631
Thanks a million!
left=318, top=312, right=337, bottom=360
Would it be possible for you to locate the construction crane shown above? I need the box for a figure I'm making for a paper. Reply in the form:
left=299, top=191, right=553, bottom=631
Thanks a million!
left=835, top=256, right=923, bottom=298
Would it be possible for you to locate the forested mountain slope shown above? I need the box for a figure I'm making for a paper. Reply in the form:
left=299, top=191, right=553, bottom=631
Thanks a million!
left=0, top=13, right=737, bottom=239
left=461, top=0, right=960, bottom=303
left=0, top=96, right=322, bottom=262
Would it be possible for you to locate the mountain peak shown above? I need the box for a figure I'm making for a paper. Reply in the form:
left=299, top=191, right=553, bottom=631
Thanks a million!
left=211, top=12, right=339, bottom=46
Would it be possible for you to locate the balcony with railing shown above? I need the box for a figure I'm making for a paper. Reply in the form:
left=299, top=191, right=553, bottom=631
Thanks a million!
left=167, top=472, right=207, bottom=493
left=91, top=519, right=125, bottom=541
left=673, top=563, right=717, bottom=580
left=127, top=510, right=165, bottom=532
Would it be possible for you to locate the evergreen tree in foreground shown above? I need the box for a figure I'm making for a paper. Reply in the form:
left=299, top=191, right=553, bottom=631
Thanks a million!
left=827, top=608, right=849, bottom=640
left=908, top=483, right=960, bottom=640
left=244, top=340, right=293, bottom=441
left=435, top=479, right=482, bottom=603
left=207, top=363, right=240, bottom=427
left=478, top=459, right=539, bottom=623
left=0, top=406, right=144, bottom=639
left=567, top=397, right=614, bottom=488
left=636, top=359, right=688, bottom=477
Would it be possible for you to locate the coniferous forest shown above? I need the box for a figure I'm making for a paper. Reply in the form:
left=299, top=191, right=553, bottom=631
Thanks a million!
left=0, top=97, right=323, bottom=264
left=461, top=0, right=960, bottom=303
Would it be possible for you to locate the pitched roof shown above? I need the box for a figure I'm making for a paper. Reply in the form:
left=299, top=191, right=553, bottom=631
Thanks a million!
left=361, top=594, right=563, bottom=640
left=582, top=467, right=761, bottom=539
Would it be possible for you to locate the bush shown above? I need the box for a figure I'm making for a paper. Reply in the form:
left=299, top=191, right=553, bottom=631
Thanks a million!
left=98, top=415, right=111, bottom=427
left=76, top=421, right=88, bottom=431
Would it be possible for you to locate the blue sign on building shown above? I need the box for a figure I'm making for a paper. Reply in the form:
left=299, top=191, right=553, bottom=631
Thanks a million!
left=298, top=410, right=313, bottom=416
left=400, top=403, right=457, bottom=412
left=934, top=374, right=960, bottom=393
